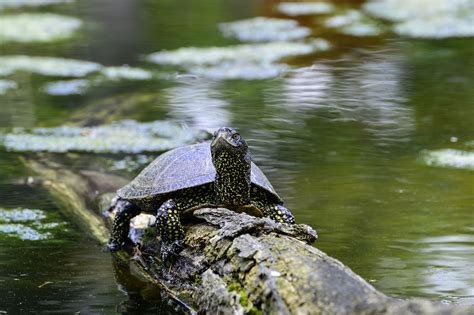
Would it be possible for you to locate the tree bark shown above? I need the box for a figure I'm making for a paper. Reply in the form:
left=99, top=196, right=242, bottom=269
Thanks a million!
left=23, top=155, right=472, bottom=315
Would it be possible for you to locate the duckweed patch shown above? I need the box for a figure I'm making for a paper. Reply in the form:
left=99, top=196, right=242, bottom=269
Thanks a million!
left=0, top=13, right=81, bottom=43
left=0, top=120, right=207, bottom=153
left=0, top=55, right=102, bottom=77
left=276, top=2, right=334, bottom=16
left=147, top=40, right=330, bottom=80
left=219, top=17, right=311, bottom=42
left=422, top=149, right=474, bottom=170
left=364, top=0, right=474, bottom=38
left=0, top=207, right=64, bottom=241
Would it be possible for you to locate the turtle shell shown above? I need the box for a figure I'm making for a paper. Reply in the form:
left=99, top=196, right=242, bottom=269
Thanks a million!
left=117, top=141, right=281, bottom=202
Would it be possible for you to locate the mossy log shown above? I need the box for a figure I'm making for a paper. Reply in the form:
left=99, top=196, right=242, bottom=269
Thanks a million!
left=23, top=155, right=472, bottom=315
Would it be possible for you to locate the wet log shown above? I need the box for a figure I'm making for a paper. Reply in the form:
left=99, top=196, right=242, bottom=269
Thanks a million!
left=23, top=155, right=472, bottom=315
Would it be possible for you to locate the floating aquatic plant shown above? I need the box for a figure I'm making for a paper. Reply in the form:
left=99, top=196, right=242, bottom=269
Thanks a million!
left=0, top=0, right=74, bottom=9
left=219, top=17, right=311, bottom=42
left=43, top=66, right=154, bottom=95
left=0, top=55, right=102, bottom=77
left=394, top=16, right=474, bottom=38
left=0, top=224, right=51, bottom=240
left=0, top=120, right=207, bottom=153
left=43, top=79, right=89, bottom=95
left=364, top=0, right=471, bottom=22
left=422, top=149, right=474, bottom=170
left=148, top=41, right=329, bottom=66
left=147, top=40, right=330, bottom=80
left=0, top=208, right=46, bottom=222
left=0, top=79, right=17, bottom=94
left=276, top=2, right=334, bottom=16
left=189, top=62, right=289, bottom=80
left=0, top=13, right=81, bottom=43
left=0, top=207, right=63, bottom=241
left=99, top=66, right=153, bottom=81
left=364, top=0, right=474, bottom=38
left=324, top=10, right=383, bottom=36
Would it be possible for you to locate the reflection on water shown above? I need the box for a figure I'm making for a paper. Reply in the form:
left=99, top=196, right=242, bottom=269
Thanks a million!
left=279, top=64, right=333, bottom=112
left=329, top=51, right=414, bottom=146
left=166, top=78, right=230, bottom=130
left=111, top=257, right=191, bottom=314
left=0, top=186, right=124, bottom=313
left=381, top=235, right=474, bottom=300
left=1, top=0, right=473, bottom=312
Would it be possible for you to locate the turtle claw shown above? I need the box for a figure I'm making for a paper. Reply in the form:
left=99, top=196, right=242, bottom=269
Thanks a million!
left=107, top=238, right=133, bottom=251
left=107, top=241, right=122, bottom=251
left=160, top=240, right=184, bottom=264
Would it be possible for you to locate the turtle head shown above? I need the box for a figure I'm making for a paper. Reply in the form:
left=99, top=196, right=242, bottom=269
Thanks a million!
left=211, top=127, right=248, bottom=155
left=211, top=127, right=251, bottom=205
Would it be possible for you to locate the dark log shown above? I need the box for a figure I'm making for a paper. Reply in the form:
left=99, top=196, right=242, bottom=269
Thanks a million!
left=23, top=155, right=473, bottom=315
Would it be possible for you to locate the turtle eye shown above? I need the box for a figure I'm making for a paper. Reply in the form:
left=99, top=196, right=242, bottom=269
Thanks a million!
left=232, top=133, right=240, bottom=140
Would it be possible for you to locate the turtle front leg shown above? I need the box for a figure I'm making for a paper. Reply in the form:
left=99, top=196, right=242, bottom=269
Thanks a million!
left=155, top=199, right=185, bottom=263
left=108, top=197, right=141, bottom=251
left=260, top=203, right=296, bottom=224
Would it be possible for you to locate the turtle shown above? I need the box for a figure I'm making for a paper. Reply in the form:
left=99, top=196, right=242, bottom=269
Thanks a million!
left=108, top=127, right=295, bottom=257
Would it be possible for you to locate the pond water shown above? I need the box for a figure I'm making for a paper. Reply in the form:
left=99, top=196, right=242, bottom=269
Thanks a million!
left=1, top=0, right=473, bottom=313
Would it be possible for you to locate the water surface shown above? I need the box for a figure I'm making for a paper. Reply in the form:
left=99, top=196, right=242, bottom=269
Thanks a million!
left=1, top=0, right=473, bottom=312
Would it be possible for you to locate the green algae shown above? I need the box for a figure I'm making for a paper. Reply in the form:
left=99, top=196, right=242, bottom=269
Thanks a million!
left=276, top=2, right=334, bottom=16
left=0, top=13, right=81, bottom=43
left=227, top=282, right=261, bottom=314
left=219, top=17, right=311, bottom=42
left=0, top=55, right=102, bottom=77
left=0, top=120, right=207, bottom=153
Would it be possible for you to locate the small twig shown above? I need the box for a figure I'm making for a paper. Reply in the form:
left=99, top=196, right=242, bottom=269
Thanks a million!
left=38, top=281, right=53, bottom=288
